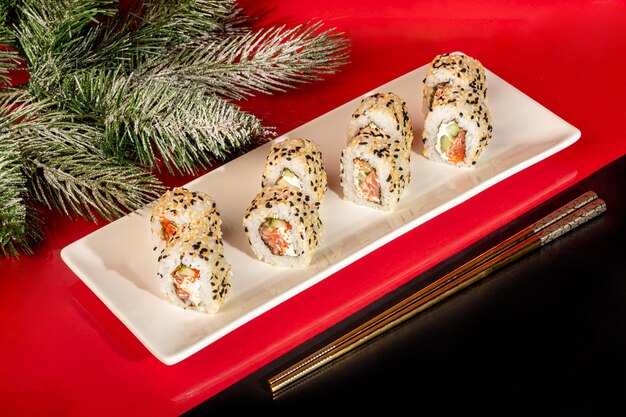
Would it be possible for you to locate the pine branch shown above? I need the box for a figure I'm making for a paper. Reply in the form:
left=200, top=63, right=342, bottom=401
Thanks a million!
left=100, top=71, right=271, bottom=174
left=0, top=0, right=351, bottom=258
left=143, top=21, right=351, bottom=100
left=50, top=67, right=271, bottom=174
left=131, top=0, right=243, bottom=41
left=23, top=144, right=165, bottom=222
left=0, top=23, right=22, bottom=86
left=0, top=140, right=40, bottom=257
left=11, top=0, right=117, bottom=101
left=14, top=0, right=246, bottom=81
left=8, top=0, right=271, bottom=159
left=0, top=1, right=18, bottom=24
left=0, top=87, right=37, bottom=127
left=17, top=124, right=166, bottom=222
left=1, top=88, right=166, bottom=222
left=13, top=0, right=116, bottom=67
left=91, top=0, right=249, bottom=73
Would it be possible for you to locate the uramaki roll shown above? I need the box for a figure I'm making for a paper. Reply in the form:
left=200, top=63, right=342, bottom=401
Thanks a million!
left=243, top=185, right=323, bottom=268
left=261, top=137, right=327, bottom=203
left=150, top=187, right=222, bottom=250
left=340, top=124, right=411, bottom=211
left=422, top=84, right=493, bottom=168
left=422, top=52, right=487, bottom=113
left=347, top=92, right=414, bottom=152
left=156, top=228, right=232, bottom=314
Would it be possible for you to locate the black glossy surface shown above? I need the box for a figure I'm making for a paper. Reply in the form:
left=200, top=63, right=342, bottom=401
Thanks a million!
left=186, top=155, right=626, bottom=414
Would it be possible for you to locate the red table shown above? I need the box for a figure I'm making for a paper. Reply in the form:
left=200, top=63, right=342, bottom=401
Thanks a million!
left=2, top=1, right=625, bottom=415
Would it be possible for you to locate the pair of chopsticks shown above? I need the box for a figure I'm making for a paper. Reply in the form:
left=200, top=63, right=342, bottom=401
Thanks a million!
left=268, top=190, right=606, bottom=397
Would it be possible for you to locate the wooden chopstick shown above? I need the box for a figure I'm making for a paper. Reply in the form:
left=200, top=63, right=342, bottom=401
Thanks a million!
left=268, top=191, right=606, bottom=397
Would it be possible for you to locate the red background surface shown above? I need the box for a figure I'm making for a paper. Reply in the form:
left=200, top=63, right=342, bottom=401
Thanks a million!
left=2, top=1, right=625, bottom=415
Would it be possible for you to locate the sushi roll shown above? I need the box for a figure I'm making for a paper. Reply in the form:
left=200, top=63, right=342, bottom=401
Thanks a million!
left=347, top=92, right=414, bottom=152
left=243, top=185, right=323, bottom=268
left=422, top=52, right=487, bottom=113
left=156, top=228, right=232, bottom=314
left=261, top=137, right=327, bottom=202
left=340, top=124, right=411, bottom=211
left=422, top=84, right=493, bottom=168
left=150, top=187, right=221, bottom=250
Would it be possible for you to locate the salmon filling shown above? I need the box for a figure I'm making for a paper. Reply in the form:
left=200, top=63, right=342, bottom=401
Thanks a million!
left=353, top=158, right=380, bottom=204
left=437, top=120, right=466, bottom=164
left=160, top=218, right=178, bottom=242
left=259, top=218, right=295, bottom=256
left=172, top=264, right=200, bottom=302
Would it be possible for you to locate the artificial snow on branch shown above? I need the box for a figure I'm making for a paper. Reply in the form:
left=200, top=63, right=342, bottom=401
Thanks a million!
left=0, top=0, right=351, bottom=257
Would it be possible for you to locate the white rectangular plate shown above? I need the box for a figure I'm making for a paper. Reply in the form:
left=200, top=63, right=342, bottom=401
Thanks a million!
left=61, top=58, right=580, bottom=365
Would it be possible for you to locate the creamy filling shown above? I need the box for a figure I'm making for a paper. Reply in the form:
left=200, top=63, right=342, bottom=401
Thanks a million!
left=259, top=218, right=295, bottom=256
left=275, top=168, right=301, bottom=189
